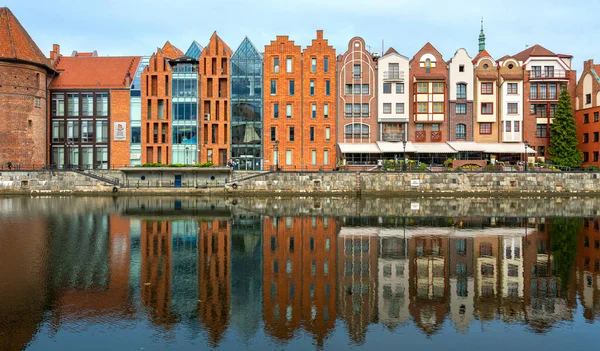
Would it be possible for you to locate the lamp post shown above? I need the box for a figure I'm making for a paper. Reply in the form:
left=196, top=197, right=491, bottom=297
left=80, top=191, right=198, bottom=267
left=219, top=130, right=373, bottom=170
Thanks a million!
left=402, top=140, right=407, bottom=171
left=185, top=146, right=190, bottom=165
left=524, top=140, right=529, bottom=172
left=65, top=140, right=74, bottom=169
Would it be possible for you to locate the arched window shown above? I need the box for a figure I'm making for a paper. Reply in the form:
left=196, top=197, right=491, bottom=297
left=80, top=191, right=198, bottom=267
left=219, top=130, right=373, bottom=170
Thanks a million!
left=456, top=124, right=467, bottom=139
left=456, top=83, right=467, bottom=99
left=345, top=123, right=370, bottom=139
left=425, top=59, right=431, bottom=73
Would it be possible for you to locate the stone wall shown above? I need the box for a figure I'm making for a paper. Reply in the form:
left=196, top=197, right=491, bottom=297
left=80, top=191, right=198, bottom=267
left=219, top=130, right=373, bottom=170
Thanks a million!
left=0, top=171, right=116, bottom=193
left=228, top=171, right=600, bottom=195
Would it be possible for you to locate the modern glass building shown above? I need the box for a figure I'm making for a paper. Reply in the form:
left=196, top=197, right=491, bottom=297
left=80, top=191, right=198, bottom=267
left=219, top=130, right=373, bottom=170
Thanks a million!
left=185, top=41, right=204, bottom=60
left=130, top=56, right=150, bottom=166
left=171, top=57, right=199, bottom=164
left=230, top=37, right=263, bottom=170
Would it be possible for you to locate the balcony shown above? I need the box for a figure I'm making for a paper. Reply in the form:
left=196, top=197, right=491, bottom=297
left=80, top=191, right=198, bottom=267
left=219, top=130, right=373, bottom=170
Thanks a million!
left=431, top=131, right=442, bottom=142
left=530, top=93, right=558, bottom=100
left=383, top=70, right=404, bottom=81
left=383, top=132, right=405, bottom=142
left=530, top=69, right=567, bottom=80
left=415, top=131, right=426, bottom=142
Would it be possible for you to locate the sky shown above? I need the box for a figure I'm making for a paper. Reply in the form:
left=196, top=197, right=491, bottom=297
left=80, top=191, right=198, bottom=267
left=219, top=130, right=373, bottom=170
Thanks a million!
left=7, top=0, right=600, bottom=76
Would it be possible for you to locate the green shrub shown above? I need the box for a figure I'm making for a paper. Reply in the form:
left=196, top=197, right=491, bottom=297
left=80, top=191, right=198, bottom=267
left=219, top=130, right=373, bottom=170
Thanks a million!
left=444, top=158, right=453, bottom=167
left=142, top=163, right=165, bottom=167
left=419, top=163, right=427, bottom=171
left=586, top=165, right=600, bottom=172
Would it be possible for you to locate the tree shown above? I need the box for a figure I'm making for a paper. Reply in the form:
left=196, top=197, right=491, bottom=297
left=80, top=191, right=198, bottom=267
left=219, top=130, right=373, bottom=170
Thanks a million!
left=549, top=87, right=582, bottom=168
left=550, top=218, right=581, bottom=295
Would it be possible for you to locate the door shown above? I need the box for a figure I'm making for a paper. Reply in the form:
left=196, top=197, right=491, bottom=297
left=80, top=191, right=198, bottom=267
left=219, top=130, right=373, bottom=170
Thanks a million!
left=174, top=174, right=182, bottom=188
left=219, top=149, right=227, bottom=166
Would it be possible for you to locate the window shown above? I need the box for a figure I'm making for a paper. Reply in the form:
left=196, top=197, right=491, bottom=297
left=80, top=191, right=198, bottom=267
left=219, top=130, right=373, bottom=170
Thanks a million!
left=286, top=104, right=292, bottom=118
left=271, top=127, right=276, bottom=142
left=456, top=124, right=466, bottom=139
left=34, top=96, right=41, bottom=108
left=289, top=80, right=295, bottom=96
left=595, top=151, right=599, bottom=162
left=324, top=150, right=329, bottom=165
left=311, top=58, right=316, bottom=73
left=514, top=121, right=520, bottom=132
left=383, top=103, right=392, bottom=114
left=362, top=84, right=369, bottom=94
left=396, top=83, right=404, bottom=94
left=584, top=133, right=589, bottom=143
left=595, top=112, right=599, bottom=122
left=81, top=93, right=93, bottom=116
left=324, top=57, right=329, bottom=73
left=594, top=132, right=598, bottom=142
left=417, top=83, right=428, bottom=93
left=433, top=102, right=443, bottom=113
left=480, top=123, right=491, bottom=134
left=273, top=103, right=279, bottom=118
left=96, top=146, right=108, bottom=169
left=286, top=150, right=292, bottom=165
left=270, top=80, right=276, bottom=95
left=311, top=150, right=317, bottom=165
left=540, top=84, right=547, bottom=99
left=417, top=102, right=427, bottom=113
left=456, top=83, right=467, bottom=99
left=508, top=83, right=518, bottom=94
left=345, top=84, right=352, bottom=95
left=324, top=104, right=329, bottom=119
left=67, top=93, right=79, bottom=116
left=425, top=58, right=431, bottom=73
left=481, top=103, right=493, bottom=114
left=345, top=103, right=352, bottom=116
left=416, top=123, right=424, bottom=131
left=81, top=120, right=94, bottom=142
left=52, top=93, right=65, bottom=116
left=309, top=80, right=314, bottom=96
left=584, top=114, right=590, bottom=123
left=396, top=103, right=404, bottom=114
left=536, top=124, right=547, bottom=138
left=507, top=103, right=518, bottom=114
left=351, top=84, right=360, bottom=95
left=456, top=103, right=466, bottom=114
left=311, top=104, right=316, bottom=119
left=586, top=94, right=592, bottom=105
left=353, top=64, right=361, bottom=78
left=459, top=64, right=465, bottom=72
left=584, top=152, right=589, bottom=162
left=96, top=120, right=108, bottom=142
left=481, top=83, right=493, bottom=94
left=51, top=120, right=65, bottom=142
left=505, top=121, right=511, bottom=132
left=325, top=80, right=330, bottom=96
left=383, top=83, right=392, bottom=94
left=549, top=84, right=557, bottom=99
left=532, top=65, right=541, bottom=77
left=433, top=82, right=444, bottom=93
left=361, top=103, right=369, bottom=116
left=289, top=127, right=295, bottom=142
left=274, top=57, right=279, bottom=73
left=286, top=57, right=292, bottom=73
left=310, top=127, right=315, bottom=142
left=538, top=145, right=546, bottom=156
left=345, top=123, right=369, bottom=139
left=432, top=124, right=439, bottom=132
left=544, top=66, right=554, bottom=77
left=530, top=84, right=538, bottom=99
left=325, top=127, right=330, bottom=142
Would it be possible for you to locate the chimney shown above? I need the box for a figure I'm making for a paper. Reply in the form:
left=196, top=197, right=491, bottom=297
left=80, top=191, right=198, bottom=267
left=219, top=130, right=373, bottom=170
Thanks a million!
left=50, top=44, right=60, bottom=63
left=584, top=59, right=594, bottom=71
left=316, top=30, right=323, bottom=40
left=125, top=72, right=131, bottom=87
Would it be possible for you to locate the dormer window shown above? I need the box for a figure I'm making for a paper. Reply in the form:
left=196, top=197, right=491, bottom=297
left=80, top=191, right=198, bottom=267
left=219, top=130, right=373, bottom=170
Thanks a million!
left=425, top=59, right=431, bottom=73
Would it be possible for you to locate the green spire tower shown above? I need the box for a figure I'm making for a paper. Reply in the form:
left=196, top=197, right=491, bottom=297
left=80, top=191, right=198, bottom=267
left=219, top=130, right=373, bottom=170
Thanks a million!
left=478, top=17, right=486, bottom=53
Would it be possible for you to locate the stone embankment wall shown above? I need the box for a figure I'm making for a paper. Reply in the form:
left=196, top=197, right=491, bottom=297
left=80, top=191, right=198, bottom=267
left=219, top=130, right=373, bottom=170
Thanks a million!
left=0, top=171, right=116, bottom=193
left=227, top=171, right=600, bottom=195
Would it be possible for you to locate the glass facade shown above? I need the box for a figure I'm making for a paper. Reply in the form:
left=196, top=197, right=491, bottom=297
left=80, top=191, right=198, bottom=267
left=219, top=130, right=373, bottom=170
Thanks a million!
left=231, top=37, right=263, bottom=170
left=185, top=41, right=204, bottom=61
left=171, top=60, right=199, bottom=164
left=130, top=56, right=150, bottom=166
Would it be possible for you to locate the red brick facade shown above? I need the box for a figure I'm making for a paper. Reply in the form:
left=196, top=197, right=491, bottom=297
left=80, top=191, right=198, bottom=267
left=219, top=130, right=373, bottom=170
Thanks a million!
left=576, top=59, right=600, bottom=167
left=110, top=89, right=131, bottom=167
left=199, top=32, right=233, bottom=166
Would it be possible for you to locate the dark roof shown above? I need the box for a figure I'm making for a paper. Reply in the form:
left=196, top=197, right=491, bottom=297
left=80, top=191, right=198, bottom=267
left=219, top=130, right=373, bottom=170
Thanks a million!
left=0, top=7, right=55, bottom=72
left=513, top=44, right=556, bottom=61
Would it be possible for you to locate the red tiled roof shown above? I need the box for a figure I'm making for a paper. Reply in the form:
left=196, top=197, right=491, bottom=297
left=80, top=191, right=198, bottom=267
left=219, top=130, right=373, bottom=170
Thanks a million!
left=472, top=49, right=493, bottom=63
left=384, top=47, right=399, bottom=56
left=0, top=7, right=54, bottom=72
left=496, top=55, right=510, bottom=63
left=161, top=41, right=184, bottom=59
left=558, top=54, right=573, bottom=59
left=513, top=44, right=556, bottom=61
left=50, top=56, right=141, bottom=89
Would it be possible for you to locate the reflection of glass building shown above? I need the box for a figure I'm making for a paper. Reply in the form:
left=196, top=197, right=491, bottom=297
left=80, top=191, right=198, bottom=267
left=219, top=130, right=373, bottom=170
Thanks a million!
left=230, top=37, right=263, bottom=170
left=171, top=58, right=199, bottom=164
left=130, top=57, right=150, bottom=166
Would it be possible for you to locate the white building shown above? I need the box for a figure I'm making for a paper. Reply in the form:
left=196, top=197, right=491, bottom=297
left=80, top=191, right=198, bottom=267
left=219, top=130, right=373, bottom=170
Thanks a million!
left=377, top=48, right=410, bottom=142
left=447, top=48, right=474, bottom=141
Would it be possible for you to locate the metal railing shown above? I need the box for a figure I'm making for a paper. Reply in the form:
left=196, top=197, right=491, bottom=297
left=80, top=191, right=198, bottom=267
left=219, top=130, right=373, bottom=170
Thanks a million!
left=530, top=69, right=567, bottom=79
left=382, top=133, right=405, bottom=142
left=383, top=71, right=404, bottom=81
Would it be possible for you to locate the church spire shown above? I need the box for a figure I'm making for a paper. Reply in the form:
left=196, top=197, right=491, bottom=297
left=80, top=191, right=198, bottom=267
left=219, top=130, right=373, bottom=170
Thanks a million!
left=478, top=17, right=486, bottom=53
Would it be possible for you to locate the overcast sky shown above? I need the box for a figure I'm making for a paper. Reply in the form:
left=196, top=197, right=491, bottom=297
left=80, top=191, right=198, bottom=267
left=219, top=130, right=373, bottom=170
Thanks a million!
left=8, top=0, right=599, bottom=75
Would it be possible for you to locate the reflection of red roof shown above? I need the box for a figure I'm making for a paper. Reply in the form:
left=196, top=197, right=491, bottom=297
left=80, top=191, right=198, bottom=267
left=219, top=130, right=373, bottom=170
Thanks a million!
left=0, top=7, right=55, bottom=72
left=472, top=49, right=493, bottom=64
left=414, top=75, right=445, bottom=80
left=50, top=56, right=141, bottom=89
left=514, top=44, right=556, bottom=61
left=477, top=74, right=497, bottom=80
left=161, top=41, right=184, bottom=59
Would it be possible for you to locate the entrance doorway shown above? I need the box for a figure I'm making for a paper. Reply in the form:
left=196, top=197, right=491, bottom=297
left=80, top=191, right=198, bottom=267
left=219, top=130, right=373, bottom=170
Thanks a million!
left=174, top=174, right=182, bottom=188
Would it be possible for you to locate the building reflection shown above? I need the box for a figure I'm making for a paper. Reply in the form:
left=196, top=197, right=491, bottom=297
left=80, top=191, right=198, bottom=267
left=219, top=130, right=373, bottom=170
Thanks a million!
left=577, top=217, right=600, bottom=321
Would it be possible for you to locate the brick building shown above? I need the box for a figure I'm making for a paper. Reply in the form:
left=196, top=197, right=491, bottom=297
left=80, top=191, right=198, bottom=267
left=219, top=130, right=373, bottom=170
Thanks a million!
left=0, top=7, right=56, bottom=169
left=575, top=59, right=600, bottom=166
left=472, top=49, right=499, bottom=143
left=447, top=48, right=474, bottom=141
left=199, top=32, right=233, bottom=166
left=514, top=45, right=576, bottom=161
left=48, top=45, right=140, bottom=168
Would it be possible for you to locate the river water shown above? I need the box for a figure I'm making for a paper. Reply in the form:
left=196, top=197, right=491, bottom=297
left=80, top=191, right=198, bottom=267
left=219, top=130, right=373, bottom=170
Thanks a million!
left=1, top=196, right=599, bottom=350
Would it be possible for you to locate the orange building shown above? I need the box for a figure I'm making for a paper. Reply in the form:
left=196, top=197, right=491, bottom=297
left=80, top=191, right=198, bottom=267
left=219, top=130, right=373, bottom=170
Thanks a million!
left=48, top=45, right=140, bottom=168
left=141, top=42, right=182, bottom=164
left=198, top=219, right=231, bottom=346
left=199, top=32, right=233, bottom=166
left=472, top=50, right=500, bottom=143
left=576, top=59, right=600, bottom=167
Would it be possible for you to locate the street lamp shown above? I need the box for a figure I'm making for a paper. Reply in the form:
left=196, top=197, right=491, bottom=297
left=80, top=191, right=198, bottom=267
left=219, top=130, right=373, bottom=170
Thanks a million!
left=524, top=140, right=529, bottom=172
left=185, top=146, right=190, bottom=165
left=65, top=140, right=74, bottom=169
left=402, top=140, right=407, bottom=171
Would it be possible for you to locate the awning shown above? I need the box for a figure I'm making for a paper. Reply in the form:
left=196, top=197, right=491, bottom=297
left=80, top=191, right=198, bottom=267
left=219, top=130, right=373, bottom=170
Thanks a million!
left=338, top=143, right=381, bottom=154
left=483, top=143, right=536, bottom=154
left=376, top=141, right=417, bottom=153
left=413, top=143, right=456, bottom=154
left=446, top=142, right=485, bottom=152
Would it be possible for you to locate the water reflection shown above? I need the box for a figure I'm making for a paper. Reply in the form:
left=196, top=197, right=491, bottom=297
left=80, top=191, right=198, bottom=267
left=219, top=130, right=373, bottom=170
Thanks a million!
left=1, top=198, right=600, bottom=350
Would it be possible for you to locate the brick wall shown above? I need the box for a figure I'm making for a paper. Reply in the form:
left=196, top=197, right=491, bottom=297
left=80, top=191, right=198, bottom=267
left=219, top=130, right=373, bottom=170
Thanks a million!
left=576, top=60, right=600, bottom=167
left=110, top=89, right=131, bottom=167
left=0, top=62, right=48, bottom=168
left=448, top=101, right=474, bottom=141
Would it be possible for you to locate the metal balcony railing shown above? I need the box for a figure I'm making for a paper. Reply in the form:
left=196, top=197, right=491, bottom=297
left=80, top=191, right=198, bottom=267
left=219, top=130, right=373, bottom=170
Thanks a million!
left=383, top=132, right=405, bottom=142
left=530, top=69, right=567, bottom=79
left=383, top=71, right=404, bottom=81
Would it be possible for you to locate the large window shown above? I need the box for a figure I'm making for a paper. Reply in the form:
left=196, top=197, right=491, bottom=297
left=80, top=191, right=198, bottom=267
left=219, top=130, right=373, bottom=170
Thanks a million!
left=417, top=83, right=428, bottom=93
left=456, top=103, right=466, bottom=114
left=67, top=93, right=79, bottom=116
left=433, top=82, right=444, bottom=93
left=433, top=103, right=443, bottom=113
left=344, top=123, right=369, bottom=139
left=536, top=124, right=548, bottom=138
left=456, top=124, right=466, bottom=139
left=456, top=83, right=467, bottom=99
left=417, top=103, right=427, bottom=113
left=52, top=93, right=64, bottom=116
left=273, top=57, right=279, bottom=73
left=96, top=93, right=108, bottom=116
left=82, top=93, right=93, bottom=116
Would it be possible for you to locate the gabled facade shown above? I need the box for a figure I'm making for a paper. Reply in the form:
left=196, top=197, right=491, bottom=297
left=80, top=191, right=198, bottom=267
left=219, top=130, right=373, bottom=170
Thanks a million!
left=409, top=42, right=448, bottom=143
left=199, top=32, right=233, bottom=166
left=448, top=48, right=474, bottom=141
left=473, top=49, right=499, bottom=143
left=497, top=56, right=524, bottom=143
left=515, top=44, right=576, bottom=160
left=377, top=48, right=410, bottom=142
left=575, top=59, right=600, bottom=166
